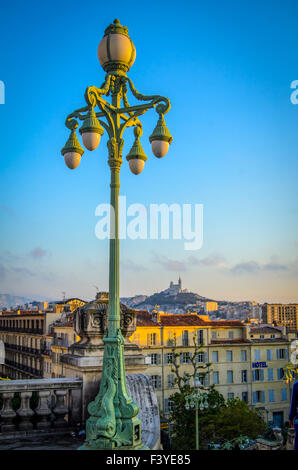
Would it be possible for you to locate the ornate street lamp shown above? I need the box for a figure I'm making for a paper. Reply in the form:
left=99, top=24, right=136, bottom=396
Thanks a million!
left=185, top=387, right=209, bottom=450
left=61, top=19, right=172, bottom=450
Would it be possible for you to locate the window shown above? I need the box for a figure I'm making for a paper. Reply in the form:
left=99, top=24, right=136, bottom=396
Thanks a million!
left=241, top=370, right=247, bottom=383
left=227, top=393, right=234, bottom=400
left=253, top=369, right=264, bottom=381
left=269, top=390, right=275, bottom=403
left=167, top=374, right=175, bottom=389
left=277, top=368, right=284, bottom=380
left=147, top=333, right=157, bottom=346
left=241, top=350, right=247, bottom=361
left=213, top=371, right=219, bottom=384
left=182, top=330, right=189, bottom=346
left=167, top=331, right=175, bottom=346
left=254, top=350, right=261, bottom=361
left=148, top=353, right=160, bottom=365
left=212, top=331, right=217, bottom=340
left=260, top=335, right=264, bottom=339
left=164, top=398, right=174, bottom=414
left=228, top=331, right=234, bottom=339
left=226, top=350, right=233, bottom=362
left=267, top=349, right=273, bottom=361
left=197, top=329, right=204, bottom=345
left=212, top=351, right=219, bottom=362
left=270, top=334, right=275, bottom=339
left=150, top=375, right=161, bottom=389
left=277, top=349, right=286, bottom=360
left=180, top=352, right=191, bottom=364
left=281, top=388, right=287, bottom=401
left=227, top=370, right=233, bottom=384
left=242, top=392, right=248, bottom=402
left=164, top=353, right=173, bottom=364
left=196, top=352, right=205, bottom=363
left=253, top=391, right=265, bottom=404
left=267, top=368, right=274, bottom=381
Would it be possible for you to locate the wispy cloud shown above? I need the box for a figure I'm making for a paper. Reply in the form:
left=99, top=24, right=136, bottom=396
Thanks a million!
left=152, top=253, right=187, bottom=272
left=230, top=260, right=294, bottom=275
left=30, top=247, right=47, bottom=259
left=188, top=253, right=227, bottom=267
left=151, top=250, right=298, bottom=277
left=11, top=267, right=36, bottom=277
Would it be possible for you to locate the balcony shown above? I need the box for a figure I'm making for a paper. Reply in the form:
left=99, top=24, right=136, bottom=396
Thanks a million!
left=0, top=378, right=83, bottom=437
left=52, top=338, right=69, bottom=348
left=0, top=374, right=161, bottom=449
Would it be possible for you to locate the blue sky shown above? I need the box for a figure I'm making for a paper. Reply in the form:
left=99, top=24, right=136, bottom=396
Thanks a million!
left=0, top=0, right=297, bottom=303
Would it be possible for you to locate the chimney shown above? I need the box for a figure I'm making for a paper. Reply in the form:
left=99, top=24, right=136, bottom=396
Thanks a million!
left=244, top=324, right=250, bottom=340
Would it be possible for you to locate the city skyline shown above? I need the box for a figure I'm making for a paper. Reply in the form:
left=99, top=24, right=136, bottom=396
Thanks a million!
left=0, top=0, right=298, bottom=304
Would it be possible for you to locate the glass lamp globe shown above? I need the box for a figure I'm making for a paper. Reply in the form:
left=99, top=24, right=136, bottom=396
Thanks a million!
left=64, top=152, right=82, bottom=170
left=97, top=19, right=136, bottom=73
left=128, top=158, right=145, bottom=175
left=82, top=132, right=101, bottom=151
left=151, top=140, right=170, bottom=159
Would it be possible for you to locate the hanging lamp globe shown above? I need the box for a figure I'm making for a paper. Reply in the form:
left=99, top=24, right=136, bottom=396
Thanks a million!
left=149, top=113, right=173, bottom=158
left=79, top=107, right=104, bottom=151
left=97, top=19, right=136, bottom=74
left=126, top=127, right=147, bottom=175
left=61, top=129, right=84, bottom=169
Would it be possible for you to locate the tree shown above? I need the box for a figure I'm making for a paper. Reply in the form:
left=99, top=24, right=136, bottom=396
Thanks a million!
left=169, top=390, right=268, bottom=450
left=169, top=332, right=211, bottom=391
left=167, top=333, right=267, bottom=449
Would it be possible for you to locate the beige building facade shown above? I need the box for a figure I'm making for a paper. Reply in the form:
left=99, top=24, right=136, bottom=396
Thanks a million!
left=262, top=303, right=298, bottom=330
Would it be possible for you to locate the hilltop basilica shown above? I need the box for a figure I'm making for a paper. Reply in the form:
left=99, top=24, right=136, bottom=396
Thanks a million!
left=162, top=276, right=189, bottom=296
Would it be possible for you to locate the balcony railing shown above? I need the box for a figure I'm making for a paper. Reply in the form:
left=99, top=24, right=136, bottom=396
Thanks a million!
left=3, top=344, right=41, bottom=356
left=0, top=327, right=43, bottom=334
left=0, top=378, right=82, bottom=436
left=4, top=359, right=43, bottom=377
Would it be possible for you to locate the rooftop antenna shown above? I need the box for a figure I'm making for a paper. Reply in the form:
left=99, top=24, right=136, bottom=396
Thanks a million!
left=93, top=285, right=99, bottom=299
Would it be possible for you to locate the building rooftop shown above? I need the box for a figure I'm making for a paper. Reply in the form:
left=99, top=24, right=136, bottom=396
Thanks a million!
left=136, top=311, right=157, bottom=327
left=250, top=326, right=281, bottom=334
left=211, top=339, right=251, bottom=344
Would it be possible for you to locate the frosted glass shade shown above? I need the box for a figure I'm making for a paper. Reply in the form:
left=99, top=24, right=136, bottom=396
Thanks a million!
left=98, top=33, right=136, bottom=72
left=151, top=140, right=169, bottom=158
left=64, top=152, right=81, bottom=170
left=82, top=132, right=101, bottom=151
left=129, top=159, right=144, bottom=175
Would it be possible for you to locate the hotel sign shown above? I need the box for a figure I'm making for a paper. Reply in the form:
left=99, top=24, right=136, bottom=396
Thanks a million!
left=252, top=362, right=267, bottom=368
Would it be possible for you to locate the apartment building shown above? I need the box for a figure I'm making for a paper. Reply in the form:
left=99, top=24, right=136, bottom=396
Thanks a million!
left=131, top=312, right=292, bottom=428
left=262, top=303, right=298, bottom=330
left=43, top=315, right=79, bottom=378
left=7, top=303, right=292, bottom=429
left=0, top=298, right=86, bottom=379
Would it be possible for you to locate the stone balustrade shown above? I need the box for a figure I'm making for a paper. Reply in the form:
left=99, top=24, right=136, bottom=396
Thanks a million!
left=0, top=378, right=82, bottom=439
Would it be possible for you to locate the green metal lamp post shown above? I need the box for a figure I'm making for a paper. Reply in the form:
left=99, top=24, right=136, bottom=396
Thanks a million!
left=185, top=388, right=209, bottom=450
left=61, top=19, right=173, bottom=450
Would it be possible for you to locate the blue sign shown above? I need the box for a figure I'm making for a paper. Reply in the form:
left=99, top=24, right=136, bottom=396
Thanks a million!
left=252, top=362, right=267, bottom=368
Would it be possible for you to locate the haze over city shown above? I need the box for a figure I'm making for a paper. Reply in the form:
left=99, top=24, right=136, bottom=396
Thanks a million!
left=0, top=0, right=297, bottom=304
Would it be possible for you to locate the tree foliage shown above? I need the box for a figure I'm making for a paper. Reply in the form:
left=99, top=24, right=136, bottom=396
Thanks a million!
left=169, top=387, right=267, bottom=450
left=168, top=333, right=267, bottom=450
